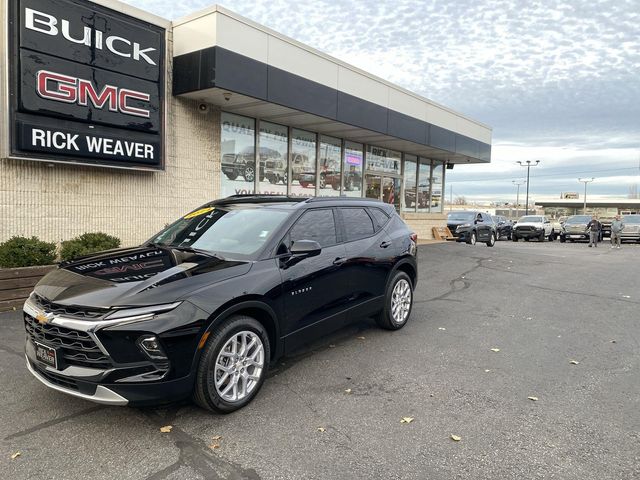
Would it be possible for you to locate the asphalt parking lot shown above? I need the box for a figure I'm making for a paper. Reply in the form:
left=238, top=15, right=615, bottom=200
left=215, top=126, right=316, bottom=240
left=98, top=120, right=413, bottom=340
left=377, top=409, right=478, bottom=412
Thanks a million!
left=1, top=239, right=639, bottom=480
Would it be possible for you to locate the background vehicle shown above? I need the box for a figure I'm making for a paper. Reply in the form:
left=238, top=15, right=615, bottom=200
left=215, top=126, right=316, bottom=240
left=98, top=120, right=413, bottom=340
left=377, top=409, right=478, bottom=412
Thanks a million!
left=447, top=211, right=496, bottom=246
left=512, top=215, right=555, bottom=242
left=619, top=214, right=640, bottom=243
left=298, top=158, right=339, bottom=189
left=23, top=196, right=417, bottom=413
left=559, top=215, right=601, bottom=243
left=491, top=215, right=513, bottom=240
left=328, top=169, right=362, bottom=191
left=222, top=146, right=276, bottom=182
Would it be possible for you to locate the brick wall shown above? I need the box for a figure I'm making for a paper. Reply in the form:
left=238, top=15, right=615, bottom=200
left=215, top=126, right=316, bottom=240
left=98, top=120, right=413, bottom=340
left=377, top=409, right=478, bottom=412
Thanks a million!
left=0, top=31, right=222, bottom=248
left=401, top=212, right=447, bottom=241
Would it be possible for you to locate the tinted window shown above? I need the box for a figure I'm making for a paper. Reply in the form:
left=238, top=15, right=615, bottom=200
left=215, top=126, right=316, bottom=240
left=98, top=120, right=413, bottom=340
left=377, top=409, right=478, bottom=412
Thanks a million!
left=369, top=208, right=389, bottom=231
left=342, top=208, right=375, bottom=241
left=290, top=209, right=337, bottom=247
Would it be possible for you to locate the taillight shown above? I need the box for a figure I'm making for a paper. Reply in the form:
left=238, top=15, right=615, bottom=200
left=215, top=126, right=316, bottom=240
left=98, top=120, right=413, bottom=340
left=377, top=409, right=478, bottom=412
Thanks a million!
left=410, top=233, right=418, bottom=243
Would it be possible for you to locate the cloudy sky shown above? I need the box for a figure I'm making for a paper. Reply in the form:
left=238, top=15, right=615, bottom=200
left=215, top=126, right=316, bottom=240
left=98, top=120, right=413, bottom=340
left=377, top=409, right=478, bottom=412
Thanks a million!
left=125, top=0, right=640, bottom=202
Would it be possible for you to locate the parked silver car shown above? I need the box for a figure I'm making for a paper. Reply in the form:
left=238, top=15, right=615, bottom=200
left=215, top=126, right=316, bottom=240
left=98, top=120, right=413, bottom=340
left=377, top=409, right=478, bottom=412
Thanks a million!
left=619, top=215, right=640, bottom=242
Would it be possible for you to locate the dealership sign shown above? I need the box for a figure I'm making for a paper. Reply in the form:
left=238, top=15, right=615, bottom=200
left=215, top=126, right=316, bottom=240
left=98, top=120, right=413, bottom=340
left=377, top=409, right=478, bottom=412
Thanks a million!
left=8, top=0, right=165, bottom=168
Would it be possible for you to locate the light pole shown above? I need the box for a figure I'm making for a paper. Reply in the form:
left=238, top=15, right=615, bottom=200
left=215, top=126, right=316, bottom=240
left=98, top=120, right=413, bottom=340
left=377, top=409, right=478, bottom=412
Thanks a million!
left=512, top=180, right=526, bottom=217
left=517, top=160, right=540, bottom=214
left=578, top=178, right=594, bottom=214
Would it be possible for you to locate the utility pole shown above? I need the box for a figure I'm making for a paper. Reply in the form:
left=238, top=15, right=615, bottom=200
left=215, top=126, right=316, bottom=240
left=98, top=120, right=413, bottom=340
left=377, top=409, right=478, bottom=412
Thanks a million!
left=512, top=180, right=526, bottom=218
left=449, top=184, right=453, bottom=211
left=517, top=160, right=540, bottom=215
left=578, top=178, right=594, bottom=214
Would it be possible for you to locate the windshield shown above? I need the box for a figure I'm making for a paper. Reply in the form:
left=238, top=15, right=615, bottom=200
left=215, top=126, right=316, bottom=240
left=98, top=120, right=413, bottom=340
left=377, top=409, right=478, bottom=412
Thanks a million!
left=623, top=215, right=640, bottom=224
left=151, top=206, right=290, bottom=259
left=448, top=212, right=475, bottom=222
left=518, top=216, right=543, bottom=223
left=565, top=215, right=591, bottom=224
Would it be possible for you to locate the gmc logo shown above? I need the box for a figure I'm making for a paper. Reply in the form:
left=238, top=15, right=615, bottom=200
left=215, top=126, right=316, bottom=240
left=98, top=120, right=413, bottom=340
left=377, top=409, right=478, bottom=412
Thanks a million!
left=25, top=7, right=157, bottom=66
left=36, top=70, right=151, bottom=118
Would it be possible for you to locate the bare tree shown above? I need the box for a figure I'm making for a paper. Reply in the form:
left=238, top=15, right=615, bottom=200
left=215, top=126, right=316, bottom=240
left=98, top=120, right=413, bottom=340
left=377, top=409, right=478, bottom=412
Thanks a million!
left=454, top=196, right=467, bottom=205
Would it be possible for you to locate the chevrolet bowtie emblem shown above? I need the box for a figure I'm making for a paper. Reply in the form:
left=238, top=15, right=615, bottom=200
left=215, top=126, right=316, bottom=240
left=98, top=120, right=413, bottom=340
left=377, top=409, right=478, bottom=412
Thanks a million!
left=35, top=311, right=52, bottom=324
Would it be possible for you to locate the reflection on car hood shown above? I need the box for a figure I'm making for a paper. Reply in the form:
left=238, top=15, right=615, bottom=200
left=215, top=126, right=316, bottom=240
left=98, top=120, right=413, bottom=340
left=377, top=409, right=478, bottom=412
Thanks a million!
left=515, top=221, right=543, bottom=227
left=34, top=246, right=251, bottom=309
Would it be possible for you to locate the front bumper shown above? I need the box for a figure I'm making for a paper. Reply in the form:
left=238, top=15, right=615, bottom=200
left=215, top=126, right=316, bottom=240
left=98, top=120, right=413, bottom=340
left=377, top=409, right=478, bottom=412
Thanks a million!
left=514, top=228, right=544, bottom=239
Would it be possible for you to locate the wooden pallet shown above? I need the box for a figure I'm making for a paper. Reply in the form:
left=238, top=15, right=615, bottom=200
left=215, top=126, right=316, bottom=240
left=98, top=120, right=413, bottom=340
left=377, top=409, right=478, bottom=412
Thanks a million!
left=432, top=226, right=455, bottom=241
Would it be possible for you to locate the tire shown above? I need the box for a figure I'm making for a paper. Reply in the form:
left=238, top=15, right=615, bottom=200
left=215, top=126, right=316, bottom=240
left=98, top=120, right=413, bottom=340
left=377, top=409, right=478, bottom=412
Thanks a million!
left=538, top=231, right=545, bottom=242
left=524, top=238, right=530, bottom=242
left=243, top=163, right=256, bottom=182
left=319, top=174, right=326, bottom=189
left=332, top=182, right=340, bottom=190
left=467, top=231, right=477, bottom=245
left=300, top=181, right=309, bottom=188
left=224, top=171, right=238, bottom=181
left=549, top=231, right=555, bottom=242
left=512, top=235, right=519, bottom=242
left=268, top=176, right=277, bottom=184
left=374, top=271, right=413, bottom=330
left=559, top=236, right=566, bottom=243
left=506, top=232, right=512, bottom=240
left=486, top=232, right=496, bottom=247
left=193, top=315, right=270, bottom=413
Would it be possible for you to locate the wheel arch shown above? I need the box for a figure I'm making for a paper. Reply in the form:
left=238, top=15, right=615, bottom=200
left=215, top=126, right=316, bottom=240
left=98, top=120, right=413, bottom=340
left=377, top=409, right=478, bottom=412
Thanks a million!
left=391, top=257, right=418, bottom=288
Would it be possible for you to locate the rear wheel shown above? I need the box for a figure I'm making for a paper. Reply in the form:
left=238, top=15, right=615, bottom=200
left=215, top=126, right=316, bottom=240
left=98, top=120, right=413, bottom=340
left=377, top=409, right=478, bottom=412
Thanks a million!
left=224, top=171, right=238, bottom=181
left=243, top=163, right=256, bottom=182
left=193, top=316, right=270, bottom=413
left=512, top=235, right=519, bottom=242
left=486, top=232, right=496, bottom=247
left=374, top=272, right=413, bottom=330
left=559, top=236, right=566, bottom=243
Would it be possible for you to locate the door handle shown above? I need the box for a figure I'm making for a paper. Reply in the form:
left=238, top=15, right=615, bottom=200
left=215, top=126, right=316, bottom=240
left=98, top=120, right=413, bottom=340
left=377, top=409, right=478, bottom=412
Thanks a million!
left=380, top=241, right=392, bottom=248
left=333, top=257, right=347, bottom=265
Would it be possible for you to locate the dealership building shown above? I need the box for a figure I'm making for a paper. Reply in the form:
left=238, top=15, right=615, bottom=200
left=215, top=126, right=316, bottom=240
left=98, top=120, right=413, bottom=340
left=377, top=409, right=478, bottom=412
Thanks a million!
left=1, top=0, right=492, bottom=247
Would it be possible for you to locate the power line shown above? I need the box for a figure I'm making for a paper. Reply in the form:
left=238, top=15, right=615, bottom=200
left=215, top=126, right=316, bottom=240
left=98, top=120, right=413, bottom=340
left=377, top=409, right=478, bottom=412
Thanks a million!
left=448, top=166, right=640, bottom=184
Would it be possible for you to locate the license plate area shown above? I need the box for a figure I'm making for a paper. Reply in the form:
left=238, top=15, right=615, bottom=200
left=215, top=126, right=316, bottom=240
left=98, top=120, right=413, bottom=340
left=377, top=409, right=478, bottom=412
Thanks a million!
left=34, top=341, right=58, bottom=369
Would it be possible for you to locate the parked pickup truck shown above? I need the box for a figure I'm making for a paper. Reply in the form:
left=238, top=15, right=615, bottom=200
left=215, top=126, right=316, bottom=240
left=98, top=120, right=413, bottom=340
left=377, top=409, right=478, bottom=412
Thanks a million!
left=512, top=215, right=556, bottom=242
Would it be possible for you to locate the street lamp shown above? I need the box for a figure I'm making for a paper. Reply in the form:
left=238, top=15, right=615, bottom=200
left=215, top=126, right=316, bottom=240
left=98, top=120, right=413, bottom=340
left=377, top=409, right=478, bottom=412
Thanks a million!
left=517, top=160, right=540, bottom=214
left=578, top=177, right=594, bottom=214
left=512, top=180, right=526, bottom=217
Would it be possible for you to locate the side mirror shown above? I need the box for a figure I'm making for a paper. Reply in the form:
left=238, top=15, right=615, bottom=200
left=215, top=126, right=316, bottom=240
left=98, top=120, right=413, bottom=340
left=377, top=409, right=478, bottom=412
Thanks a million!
left=290, top=240, right=321, bottom=257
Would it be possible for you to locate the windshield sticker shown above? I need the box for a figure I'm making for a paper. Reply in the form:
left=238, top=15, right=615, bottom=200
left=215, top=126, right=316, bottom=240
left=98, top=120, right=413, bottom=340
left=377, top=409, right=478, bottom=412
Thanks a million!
left=184, top=207, right=214, bottom=219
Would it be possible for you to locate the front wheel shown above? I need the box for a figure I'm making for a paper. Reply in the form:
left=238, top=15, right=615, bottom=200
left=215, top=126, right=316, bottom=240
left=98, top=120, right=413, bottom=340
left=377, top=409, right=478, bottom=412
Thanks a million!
left=374, top=271, right=413, bottom=330
left=467, top=231, right=477, bottom=245
left=242, top=163, right=256, bottom=182
left=559, top=236, right=566, bottom=243
left=486, top=232, right=496, bottom=247
left=193, top=315, right=270, bottom=413
left=512, top=235, right=519, bottom=242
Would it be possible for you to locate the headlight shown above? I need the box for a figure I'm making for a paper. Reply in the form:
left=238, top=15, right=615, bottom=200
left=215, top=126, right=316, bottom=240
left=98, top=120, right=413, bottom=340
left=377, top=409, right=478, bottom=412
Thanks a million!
left=456, top=223, right=471, bottom=230
left=105, top=302, right=182, bottom=321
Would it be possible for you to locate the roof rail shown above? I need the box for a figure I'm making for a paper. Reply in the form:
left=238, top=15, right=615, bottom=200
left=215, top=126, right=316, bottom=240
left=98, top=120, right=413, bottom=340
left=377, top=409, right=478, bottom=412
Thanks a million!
left=214, top=194, right=309, bottom=204
left=306, top=196, right=383, bottom=203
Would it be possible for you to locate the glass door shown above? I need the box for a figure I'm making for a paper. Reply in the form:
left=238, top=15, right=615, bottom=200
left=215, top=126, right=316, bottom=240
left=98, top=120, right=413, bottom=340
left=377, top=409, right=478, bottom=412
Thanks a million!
left=382, top=177, right=400, bottom=211
left=365, top=175, right=381, bottom=200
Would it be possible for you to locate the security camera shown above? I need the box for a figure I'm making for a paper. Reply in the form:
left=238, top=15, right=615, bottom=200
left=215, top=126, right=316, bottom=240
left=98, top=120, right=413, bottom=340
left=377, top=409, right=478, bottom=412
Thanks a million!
left=198, top=103, right=208, bottom=113
left=223, top=92, right=232, bottom=102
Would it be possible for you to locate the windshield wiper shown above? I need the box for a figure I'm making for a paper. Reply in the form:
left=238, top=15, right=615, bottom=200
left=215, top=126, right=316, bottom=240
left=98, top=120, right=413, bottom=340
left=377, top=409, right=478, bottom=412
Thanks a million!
left=169, top=245, right=225, bottom=260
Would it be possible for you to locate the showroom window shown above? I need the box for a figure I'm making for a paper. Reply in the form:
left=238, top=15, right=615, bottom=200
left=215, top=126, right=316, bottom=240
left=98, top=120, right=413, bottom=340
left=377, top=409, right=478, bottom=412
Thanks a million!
left=289, top=128, right=317, bottom=197
left=403, top=155, right=418, bottom=212
left=365, top=146, right=401, bottom=211
left=431, top=162, right=444, bottom=212
left=417, top=158, right=431, bottom=212
left=318, top=135, right=342, bottom=196
left=343, top=141, right=363, bottom=197
left=366, top=145, right=401, bottom=175
left=220, top=112, right=256, bottom=197
left=258, top=121, right=289, bottom=195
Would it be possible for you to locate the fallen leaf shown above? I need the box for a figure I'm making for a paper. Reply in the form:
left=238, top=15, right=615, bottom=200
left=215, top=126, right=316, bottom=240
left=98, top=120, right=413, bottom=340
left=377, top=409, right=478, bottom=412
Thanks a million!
left=317, top=427, right=326, bottom=432
left=211, top=435, right=222, bottom=441
left=569, top=360, right=579, bottom=365
left=12, top=306, right=17, bottom=311
left=160, top=425, right=173, bottom=433
left=429, top=393, right=434, bottom=397
left=490, top=348, right=500, bottom=352
left=484, top=369, right=491, bottom=373
left=527, top=396, right=539, bottom=401
left=356, top=336, right=365, bottom=340
left=400, top=417, right=414, bottom=424
left=208, top=443, right=220, bottom=450
left=438, top=327, right=446, bottom=331
left=344, top=388, right=352, bottom=394
left=451, top=434, right=461, bottom=442
left=11, top=452, right=21, bottom=460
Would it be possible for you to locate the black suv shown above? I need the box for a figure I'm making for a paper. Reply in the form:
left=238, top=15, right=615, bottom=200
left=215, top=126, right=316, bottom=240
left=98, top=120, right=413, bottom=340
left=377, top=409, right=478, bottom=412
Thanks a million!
left=446, top=211, right=497, bottom=246
left=23, top=196, right=417, bottom=412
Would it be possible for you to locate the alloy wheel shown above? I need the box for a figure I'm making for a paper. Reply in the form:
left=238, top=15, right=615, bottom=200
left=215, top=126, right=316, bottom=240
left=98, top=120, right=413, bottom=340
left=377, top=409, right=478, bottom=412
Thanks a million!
left=244, top=165, right=255, bottom=182
left=391, top=279, right=412, bottom=324
left=213, top=331, right=264, bottom=402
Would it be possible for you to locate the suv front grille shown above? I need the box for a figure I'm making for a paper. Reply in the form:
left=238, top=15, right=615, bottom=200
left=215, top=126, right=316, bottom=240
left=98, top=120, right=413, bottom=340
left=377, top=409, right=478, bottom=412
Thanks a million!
left=34, top=295, right=107, bottom=319
left=516, top=226, right=535, bottom=232
left=25, top=314, right=112, bottom=369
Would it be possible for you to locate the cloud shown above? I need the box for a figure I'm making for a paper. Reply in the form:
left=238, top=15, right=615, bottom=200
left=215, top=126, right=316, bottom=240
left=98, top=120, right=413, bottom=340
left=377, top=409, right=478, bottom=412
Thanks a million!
left=123, top=0, right=640, bottom=199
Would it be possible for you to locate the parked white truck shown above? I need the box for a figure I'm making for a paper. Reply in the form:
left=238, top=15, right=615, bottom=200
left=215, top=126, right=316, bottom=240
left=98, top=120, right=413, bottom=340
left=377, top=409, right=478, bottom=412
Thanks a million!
left=512, top=215, right=556, bottom=242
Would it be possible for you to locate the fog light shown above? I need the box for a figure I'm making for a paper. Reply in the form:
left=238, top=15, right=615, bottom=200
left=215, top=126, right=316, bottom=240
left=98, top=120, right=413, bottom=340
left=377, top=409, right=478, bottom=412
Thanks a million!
left=138, top=335, right=168, bottom=360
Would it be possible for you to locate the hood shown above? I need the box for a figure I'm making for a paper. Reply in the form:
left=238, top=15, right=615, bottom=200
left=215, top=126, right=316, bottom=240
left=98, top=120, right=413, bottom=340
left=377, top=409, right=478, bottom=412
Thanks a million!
left=34, top=246, right=252, bottom=309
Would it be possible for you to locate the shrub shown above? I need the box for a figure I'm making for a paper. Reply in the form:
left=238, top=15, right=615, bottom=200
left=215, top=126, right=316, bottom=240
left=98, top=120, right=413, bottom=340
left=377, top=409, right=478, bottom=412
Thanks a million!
left=0, top=236, right=57, bottom=268
left=60, top=232, right=121, bottom=261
